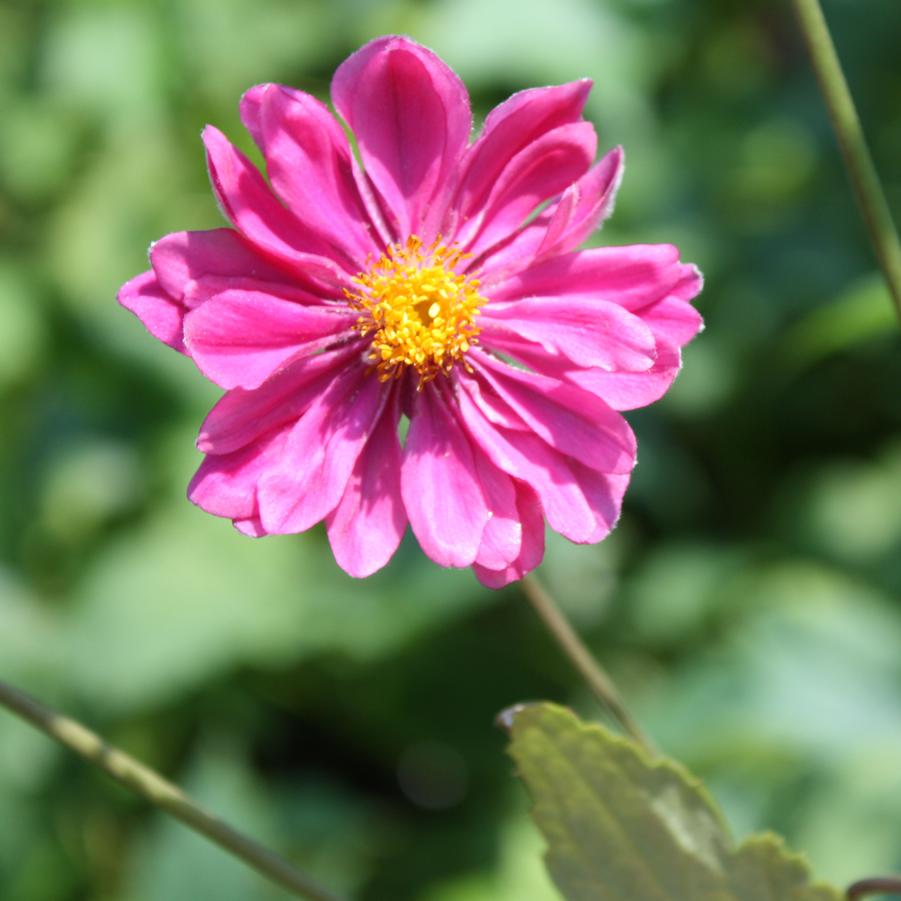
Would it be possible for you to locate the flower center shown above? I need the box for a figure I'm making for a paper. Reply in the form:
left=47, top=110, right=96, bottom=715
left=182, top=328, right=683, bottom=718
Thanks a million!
left=346, top=235, right=485, bottom=384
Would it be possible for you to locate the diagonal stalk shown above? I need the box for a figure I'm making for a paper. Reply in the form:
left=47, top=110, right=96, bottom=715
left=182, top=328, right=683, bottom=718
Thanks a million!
left=520, top=573, right=654, bottom=753
left=0, top=679, right=344, bottom=901
left=790, top=0, right=901, bottom=324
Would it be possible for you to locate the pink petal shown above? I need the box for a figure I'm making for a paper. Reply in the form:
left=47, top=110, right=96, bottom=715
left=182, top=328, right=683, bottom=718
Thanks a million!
left=349, top=160, right=396, bottom=249
left=183, top=288, right=357, bottom=389
left=331, top=36, right=471, bottom=239
left=203, top=125, right=354, bottom=293
left=572, top=461, right=630, bottom=543
left=458, top=122, right=597, bottom=257
left=257, top=366, right=387, bottom=534
left=493, top=333, right=684, bottom=412
left=536, top=145, right=624, bottom=257
left=453, top=81, right=591, bottom=227
left=180, top=274, right=336, bottom=310
left=188, top=425, right=291, bottom=521
left=642, top=291, right=704, bottom=347
left=150, top=228, right=288, bottom=303
left=477, top=257, right=702, bottom=410
left=456, top=379, right=597, bottom=543
left=464, top=214, right=552, bottom=285
left=462, top=374, right=531, bottom=432
left=570, top=341, right=682, bottom=410
left=118, top=271, right=186, bottom=353
left=400, top=385, right=490, bottom=568
left=471, top=147, right=623, bottom=285
left=472, top=452, right=522, bottom=571
left=326, top=392, right=407, bottom=577
left=133, top=228, right=320, bottom=354
left=241, top=84, right=380, bottom=264
left=198, top=342, right=363, bottom=454
left=480, top=295, right=657, bottom=372
left=234, top=517, right=267, bottom=537
left=474, top=483, right=545, bottom=588
left=469, top=353, right=636, bottom=475
left=488, top=244, right=697, bottom=312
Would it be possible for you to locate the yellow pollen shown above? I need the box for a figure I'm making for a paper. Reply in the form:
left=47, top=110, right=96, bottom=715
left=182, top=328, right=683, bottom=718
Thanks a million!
left=345, top=235, right=485, bottom=384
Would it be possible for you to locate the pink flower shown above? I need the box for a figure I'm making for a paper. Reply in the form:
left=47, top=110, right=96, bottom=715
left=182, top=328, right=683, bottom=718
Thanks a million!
left=118, top=35, right=702, bottom=587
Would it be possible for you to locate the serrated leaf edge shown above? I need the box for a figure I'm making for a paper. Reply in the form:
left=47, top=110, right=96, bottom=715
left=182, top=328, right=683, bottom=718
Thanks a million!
left=507, top=702, right=842, bottom=901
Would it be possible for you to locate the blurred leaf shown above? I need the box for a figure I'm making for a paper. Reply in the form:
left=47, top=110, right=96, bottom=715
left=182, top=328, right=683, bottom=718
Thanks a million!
left=65, top=504, right=482, bottom=712
left=39, top=439, right=143, bottom=541
left=625, top=541, right=747, bottom=643
left=644, top=562, right=901, bottom=762
left=47, top=126, right=200, bottom=325
left=0, top=5, right=29, bottom=91
left=423, top=0, right=645, bottom=90
left=781, top=274, right=897, bottom=371
left=793, top=745, right=901, bottom=886
left=41, top=5, right=160, bottom=118
left=539, top=529, right=623, bottom=629
left=507, top=703, right=840, bottom=901
left=778, top=443, right=901, bottom=565
left=266, top=777, right=387, bottom=899
left=0, top=568, right=60, bottom=683
left=722, top=119, right=816, bottom=229
left=661, top=336, right=740, bottom=415
left=638, top=557, right=901, bottom=887
left=425, top=819, right=559, bottom=901
left=126, top=740, right=285, bottom=901
left=126, top=737, right=379, bottom=900
left=0, top=100, right=83, bottom=203
left=0, top=260, right=45, bottom=388
left=176, top=0, right=334, bottom=104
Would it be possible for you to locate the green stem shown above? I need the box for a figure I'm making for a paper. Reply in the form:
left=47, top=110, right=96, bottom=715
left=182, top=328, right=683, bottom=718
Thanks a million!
left=0, top=679, right=344, bottom=901
left=520, top=574, right=654, bottom=753
left=847, top=876, right=901, bottom=899
left=790, top=0, right=901, bottom=324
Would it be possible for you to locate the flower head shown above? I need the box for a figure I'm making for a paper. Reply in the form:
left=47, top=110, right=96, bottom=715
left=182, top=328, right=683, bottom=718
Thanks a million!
left=118, top=36, right=703, bottom=587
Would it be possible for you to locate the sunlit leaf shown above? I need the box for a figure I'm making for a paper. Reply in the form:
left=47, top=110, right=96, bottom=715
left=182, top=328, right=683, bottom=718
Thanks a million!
left=507, top=703, right=841, bottom=901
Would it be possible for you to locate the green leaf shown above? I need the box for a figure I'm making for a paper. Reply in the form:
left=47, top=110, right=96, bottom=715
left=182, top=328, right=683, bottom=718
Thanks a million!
left=64, top=502, right=482, bottom=713
left=780, top=274, right=897, bottom=371
left=506, top=703, right=842, bottom=901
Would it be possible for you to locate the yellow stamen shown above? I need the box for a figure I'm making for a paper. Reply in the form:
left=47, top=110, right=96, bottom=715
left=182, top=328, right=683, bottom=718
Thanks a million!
left=345, top=235, right=485, bottom=385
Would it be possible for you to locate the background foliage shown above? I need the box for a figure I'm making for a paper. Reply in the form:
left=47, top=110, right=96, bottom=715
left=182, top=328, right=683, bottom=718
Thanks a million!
left=1, top=0, right=900, bottom=899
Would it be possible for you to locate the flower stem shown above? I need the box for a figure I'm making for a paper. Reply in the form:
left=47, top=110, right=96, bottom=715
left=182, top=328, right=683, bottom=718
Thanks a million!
left=0, top=679, right=344, bottom=901
left=790, top=0, right=901, bottom=324
left=847, top=876, right=901, bottom=899
left=520, top=574, right=654, bottom=753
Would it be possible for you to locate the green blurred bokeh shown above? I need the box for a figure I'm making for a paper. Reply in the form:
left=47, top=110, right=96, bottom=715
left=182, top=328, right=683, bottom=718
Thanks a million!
left=1, top=0, right=900, bottom=898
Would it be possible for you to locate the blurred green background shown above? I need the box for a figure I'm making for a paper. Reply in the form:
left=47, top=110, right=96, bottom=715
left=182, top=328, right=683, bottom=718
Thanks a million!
left=1, top=0, right=900, bottom=898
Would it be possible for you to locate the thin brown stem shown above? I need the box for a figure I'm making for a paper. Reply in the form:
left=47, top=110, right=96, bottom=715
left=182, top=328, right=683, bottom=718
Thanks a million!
left=847, top=876, right=901, bottom=900
left=0, top=679, right=344, bottom=901
left=790, top=0, right=901, bottom=324
left=520, top=573, right=654, bottom=753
